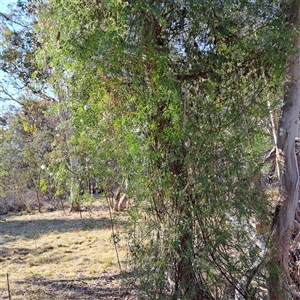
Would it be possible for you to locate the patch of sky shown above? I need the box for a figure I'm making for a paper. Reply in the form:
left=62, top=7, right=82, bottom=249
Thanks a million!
left=0, top=0, right=24, bottom=114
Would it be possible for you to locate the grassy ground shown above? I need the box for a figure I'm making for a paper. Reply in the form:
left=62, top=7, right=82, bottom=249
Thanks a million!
left=0, top=199, right=136, bottom=299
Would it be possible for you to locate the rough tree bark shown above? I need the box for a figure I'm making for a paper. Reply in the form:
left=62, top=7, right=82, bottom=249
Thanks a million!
left=270, top=1, right=300, bottom=298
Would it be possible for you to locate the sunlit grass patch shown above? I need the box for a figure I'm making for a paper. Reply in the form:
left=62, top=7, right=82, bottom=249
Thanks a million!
left=0, top=200, right=129, bottom=299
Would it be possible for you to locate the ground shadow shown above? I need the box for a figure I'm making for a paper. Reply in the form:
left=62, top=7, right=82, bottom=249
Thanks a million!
left=0, top=245, right=65, bottom=266
left=0, top=216, right=126, bottom=244
left=13, top=272, right=137, bottom=300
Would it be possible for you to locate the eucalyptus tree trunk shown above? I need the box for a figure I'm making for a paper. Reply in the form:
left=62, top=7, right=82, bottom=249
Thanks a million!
left=270, top=1, right=300, bottom=298
left=57, top=87, right=81, bottom=212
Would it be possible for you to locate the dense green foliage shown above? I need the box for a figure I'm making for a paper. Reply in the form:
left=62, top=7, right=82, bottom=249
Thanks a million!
left=0, top=0, right=297, bottom=299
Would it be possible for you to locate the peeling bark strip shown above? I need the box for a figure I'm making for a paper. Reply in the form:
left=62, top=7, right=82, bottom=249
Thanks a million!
left=270, top=1, right=300, bottom=298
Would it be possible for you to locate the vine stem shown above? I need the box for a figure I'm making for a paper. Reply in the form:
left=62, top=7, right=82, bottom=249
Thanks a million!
left=105, top=194, right=122, bottom=273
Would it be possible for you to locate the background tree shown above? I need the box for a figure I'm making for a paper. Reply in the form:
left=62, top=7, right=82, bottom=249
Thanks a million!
left=0, top=98, right=55, bottom=212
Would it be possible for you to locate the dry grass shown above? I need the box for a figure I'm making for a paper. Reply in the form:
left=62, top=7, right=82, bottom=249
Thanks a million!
left=0, top=199, right=136, bottom=299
